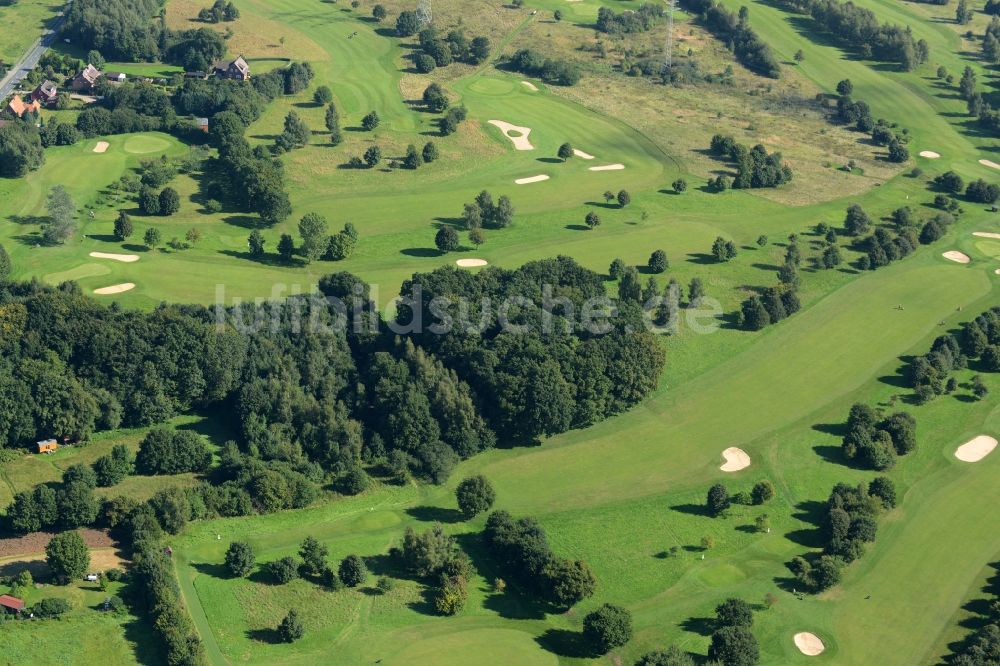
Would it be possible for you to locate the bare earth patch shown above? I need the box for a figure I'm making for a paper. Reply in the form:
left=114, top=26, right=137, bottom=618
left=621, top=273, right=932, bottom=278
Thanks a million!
left=0, top=529, right=114, bottom=560
left=980, top=159, right=1000, bottom=170
left=456, top=259, right=488, bottom=268
left=94, top=283, right=136, bottom=295
left=955, top=435, right=998, bottom=462
left=89, top=252, right=140, bottom=263
left=488, top=120, right=534, bottom=150
left=720, top=447, right=751, bottom=472
left=918, top=150, right=940, bottom=159
left=521, top=81, right=538, bottom=91
left=590, top=163, right=625, bottom=171
left=973, top=232, right=1000, bottom=240
left=573, top=149, right=595, bottom=160
left=794, top=632, right=826, bottom=656
left=515, top=174, right=550, bottom=185
left=92, top=141, right=110, bottom=154
left=943, top=251, right=971, bottom=264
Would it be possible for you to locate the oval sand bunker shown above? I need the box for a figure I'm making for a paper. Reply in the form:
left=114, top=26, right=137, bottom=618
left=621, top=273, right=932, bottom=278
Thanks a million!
left=980, top=159, right=1000, bottom=170
left=94, top=283, right=136, bottom=295
left=955, top=435, right=998, bottom=462
left=92, top=141, right=110, bottom=153
left=918, top=150, right=940, bottom=158
left=794, top=632, right=826, bottom=656
left=90, top=252, right=140, bottom=263
left=589, top=163, right=625, bottom=171
left=515, top=174, right=549, bottom=185
left=943, top=251, right=970, bottom=264
left=720, top=447, right=751, bottom=472
left=456, top=259, right=488, bottom=268
left=973, top=232, right=1000, bottom=240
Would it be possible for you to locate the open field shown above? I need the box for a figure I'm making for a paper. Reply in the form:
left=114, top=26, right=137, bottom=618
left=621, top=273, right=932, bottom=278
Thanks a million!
left=0, top=0, right=62, bottom=63
left=3, top=0, right=1000, bottom=663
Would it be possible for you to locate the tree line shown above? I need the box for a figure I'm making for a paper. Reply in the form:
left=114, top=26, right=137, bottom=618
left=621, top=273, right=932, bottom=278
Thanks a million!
left=506, top=48, right=582, bottom=86
left=709, top=135, right=793, bottom=189
left=679, top=0, right=781, bottom=78
left=771, top=0, right=929, bottom=70
left=596, top=4, right=666, bottom=34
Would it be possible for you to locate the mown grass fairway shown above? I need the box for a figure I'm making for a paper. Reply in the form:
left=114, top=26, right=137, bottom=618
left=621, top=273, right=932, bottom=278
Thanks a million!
left=3, top=0, right=1000, bottom=663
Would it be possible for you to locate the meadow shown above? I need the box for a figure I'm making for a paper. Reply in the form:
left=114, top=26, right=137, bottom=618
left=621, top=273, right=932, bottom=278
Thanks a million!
left=2, top=0, right=1000, bottom=663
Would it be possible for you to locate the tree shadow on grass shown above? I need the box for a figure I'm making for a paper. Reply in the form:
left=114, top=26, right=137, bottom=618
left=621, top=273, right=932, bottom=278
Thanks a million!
left=400, top=247, right=443, bottom=258
left=246, top=628, right=283, bottom=644
left=686, top=252, right=718, bottom=265
left=565, top=224, right=591, bottom=231
left=785, top=500, right=826, bottom=548
left=222, top=214, right=260, bottom=230
left=190, top=561, right=231, bottom=580
left=813, top=444, right=849, bottom=467
left=405, top=506, right=466, bottom=524
left=407, top=584, right=438, bottom=616
left=679, top=616, right=716, bottom=637
left=218, top=249, right=302, bottom=268
left=536, top=157, right=563, bottom=164
left=432, top=216, right=466, bottom=229
left=811, top=422, right=845, bottom=437
left=535, top=629, right=597, bottom=659
left=8, top=214, right=47, bottom=226
left=670, top=503, right=710, bottom=517
left=584, top=201, right=620, bottom=209
left=453, top=533, right=550, bottom=621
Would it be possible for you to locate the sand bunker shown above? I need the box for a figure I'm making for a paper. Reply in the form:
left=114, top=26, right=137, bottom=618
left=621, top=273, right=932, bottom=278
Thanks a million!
left=918, top=150, right=940, bottom=159
left=521, top=81, right=538, bottom=91
left=94, top=283, right=136, bottom=295
left=794, top=632, right=826, bottom=656
left=719, top=447, right=751, bottom=472
left=456, top=259, right=488, bottom=268
left=573, top=149, right=595, bottom=160
left=589, top=163, right=626, bottom=171
left=955, top=435, right=998, bottom=462
left=973, top=232, right=1000, bottom=240
left=943, top=251, right=971, bottom=264
left=488, top=120, right=534, bottom=150
left=980, top=159, right=1000, bottom=170
left=89, top=252, right=140, bottom=263
left=515, top=174, right=550, bottom=185
left=92, top=141, right=110, bottom=153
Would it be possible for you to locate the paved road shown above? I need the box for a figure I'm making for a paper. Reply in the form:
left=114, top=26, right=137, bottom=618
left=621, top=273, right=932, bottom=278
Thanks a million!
left=0, top=3, right=71, bottom=101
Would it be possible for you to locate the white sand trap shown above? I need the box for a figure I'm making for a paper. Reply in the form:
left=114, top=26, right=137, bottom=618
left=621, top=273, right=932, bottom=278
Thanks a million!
left=456, top=259, right=488, bottom=268
left=515, top=174, right=550, bottom=185
left=94, top=283, right=135, bottom=295
left=89, top=252, right=140, bottom=263
left=573, top=149, right=595, bottom=160
left=980, top=159, right=1000, bottom=170
left=488, top=120, right=534, bottom=150
left=521, top=81, right=538, bottom=91
left=973, top=232, right=1000, bottom=240
left=92, top=141, right=110, bottom=153
left=589, top=163, right=625, bottom=171
left=918, top=150, right=940, bottom=159
left=794, top=632, right=826, bottom=656
left=955, top=435, right=998, bottom=462
left=995, top=269, right=1000, bottom=276
left=719, top=447, right=751, bottom=472
left=943, top=251, right=971, bottom=264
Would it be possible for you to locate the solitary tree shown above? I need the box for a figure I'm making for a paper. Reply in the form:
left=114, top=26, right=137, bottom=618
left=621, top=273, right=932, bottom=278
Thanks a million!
left=715, top=598, right=754, bottom=628
left=225, top=541, right=256, bottom=578
left=455, top=475, right=495, bottom=518
left=648, top=250, right=668, bottom=274
left=114, top=211, right=133, bottom=241
left=364, top=146, right=382, bottom=168
left=298, top=212, right=329, bottom=263
left=707, top=483, right=730, bottom=517
left=708, top=626, right=759, bottom=666
left=750, top=480, right=775, bottom=505
left=435, top=226, right=460, bottom=252
left=672, top=178, right=687, bottom=193
left=278, top=609, right=305, bottom=643
left=44, top=185, right=76, bottom=244
left=836, top=79, right=853, bottom=96
left=143, top=227, right=162, bottom=250
left=46, top=531, right=90, bottom=584
left=362, top=111, right=380, bottom=131
left=558, top=142, right=574, bottom=161
left=373, top=4, right=387, bottom=21
left=423, top=141, right=439, bottom=163
left=313, top=85, right=333, bottom=105
left=617, top=190, right=631, bottom=207
left=278, top=233, right=296, bottom=262
left=248, top=229, right=266, bottom=257
left=299, top=536, right=329, bottom=577
left=585, top=211, right=601, bottom=229
left=583, top=603, right=633, bottom=654
left=339, top=555, right=368, bottom=587
left=159, top=187, right=181, bottom=216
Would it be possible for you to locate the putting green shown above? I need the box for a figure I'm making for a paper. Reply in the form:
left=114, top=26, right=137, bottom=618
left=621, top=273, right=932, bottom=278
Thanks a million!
left=123, top=134, right=172, bottom=154
left=380, top=628, right=556, bottom=666
left=43, top=263, right=111, bottom=285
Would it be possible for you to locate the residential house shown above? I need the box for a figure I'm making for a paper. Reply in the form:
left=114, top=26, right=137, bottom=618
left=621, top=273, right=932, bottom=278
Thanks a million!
left=71, top=63, right=103, bottom=92
left=37, top=439, right=58, bottom=454
left=196, top=117, right=209, bottom=133
left=213, top=56, right=250, bottom=81
left=6, top=96, right=41, bottom=118
left=31, top=80, right=58, bottom=106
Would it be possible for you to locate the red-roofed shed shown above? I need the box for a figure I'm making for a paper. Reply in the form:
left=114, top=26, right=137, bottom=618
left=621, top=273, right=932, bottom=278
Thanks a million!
left=0, top=595, right=25, bottom=613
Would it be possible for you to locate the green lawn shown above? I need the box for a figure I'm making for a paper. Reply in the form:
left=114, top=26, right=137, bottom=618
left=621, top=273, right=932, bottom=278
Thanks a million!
left=4, top=0, right=1000, bottom=663
left=0, top=0, right=62, bottom=64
